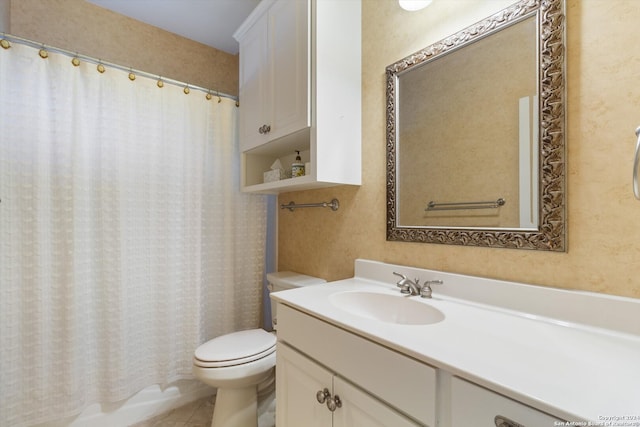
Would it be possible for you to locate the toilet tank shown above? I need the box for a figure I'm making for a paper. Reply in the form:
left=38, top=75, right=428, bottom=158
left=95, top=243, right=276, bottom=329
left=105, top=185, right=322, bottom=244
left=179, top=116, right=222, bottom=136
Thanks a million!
left=267, top=271, right=325, bottom=330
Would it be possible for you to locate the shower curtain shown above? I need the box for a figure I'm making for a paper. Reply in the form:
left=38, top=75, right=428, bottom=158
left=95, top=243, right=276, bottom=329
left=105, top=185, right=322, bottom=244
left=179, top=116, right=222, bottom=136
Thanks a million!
left=0, top=42, right=267, bottom=426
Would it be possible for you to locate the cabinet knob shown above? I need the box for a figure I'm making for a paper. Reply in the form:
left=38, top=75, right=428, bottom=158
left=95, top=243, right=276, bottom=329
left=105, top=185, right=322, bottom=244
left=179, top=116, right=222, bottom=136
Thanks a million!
left=258, top=124, right=271, bottom=134
left=316, top=388, right=330, bottom=404
left=326, top=394, right=342, bottom=412
left=494, top=415, right=525, bottom=427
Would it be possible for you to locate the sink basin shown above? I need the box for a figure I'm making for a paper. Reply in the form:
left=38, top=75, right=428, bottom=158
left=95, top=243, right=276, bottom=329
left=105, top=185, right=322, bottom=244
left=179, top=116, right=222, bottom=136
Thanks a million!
left=329, top=291, right=445, bottom=325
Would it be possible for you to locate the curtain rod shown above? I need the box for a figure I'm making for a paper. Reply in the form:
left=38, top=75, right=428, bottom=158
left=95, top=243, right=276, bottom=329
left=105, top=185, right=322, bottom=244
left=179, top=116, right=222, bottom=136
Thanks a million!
left=0, top=33, right=238, bottom=102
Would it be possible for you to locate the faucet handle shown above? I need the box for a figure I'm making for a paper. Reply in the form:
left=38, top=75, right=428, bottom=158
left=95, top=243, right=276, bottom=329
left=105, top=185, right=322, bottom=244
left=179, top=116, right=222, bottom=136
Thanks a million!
left=392, top=272, right=411, bottom=294
left=420, top=279, right=443, bottom=298
left=392, top=271, right=407, bottom=281
left=392, top=271, right=407, bottom=287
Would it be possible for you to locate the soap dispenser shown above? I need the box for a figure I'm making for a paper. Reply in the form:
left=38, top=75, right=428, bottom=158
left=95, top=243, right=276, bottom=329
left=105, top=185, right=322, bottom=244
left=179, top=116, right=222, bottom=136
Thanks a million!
left=291, top=151, right=305, bottom=177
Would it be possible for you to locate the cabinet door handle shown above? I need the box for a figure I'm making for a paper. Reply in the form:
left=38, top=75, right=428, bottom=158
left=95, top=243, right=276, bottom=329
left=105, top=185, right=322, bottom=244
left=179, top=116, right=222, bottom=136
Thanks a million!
left=326, top=394, right=342, bottom=412
left=316, top=388, right=330, bottom=404
left=258, top=124, right=272, bottom=134
left=494, top=415, right=525, bottom=427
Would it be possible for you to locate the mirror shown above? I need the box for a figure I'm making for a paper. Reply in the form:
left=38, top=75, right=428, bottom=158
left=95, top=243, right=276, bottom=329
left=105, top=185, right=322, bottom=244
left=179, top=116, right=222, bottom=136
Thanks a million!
left=386, top=0, right=565, bottom=251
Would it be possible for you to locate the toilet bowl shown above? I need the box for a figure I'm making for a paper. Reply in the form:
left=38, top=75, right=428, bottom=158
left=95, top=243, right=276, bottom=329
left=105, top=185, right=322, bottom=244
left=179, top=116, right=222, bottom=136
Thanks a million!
left=193, top=329, right=276, bottom=427
left=192, top=272, right=325, bottom=427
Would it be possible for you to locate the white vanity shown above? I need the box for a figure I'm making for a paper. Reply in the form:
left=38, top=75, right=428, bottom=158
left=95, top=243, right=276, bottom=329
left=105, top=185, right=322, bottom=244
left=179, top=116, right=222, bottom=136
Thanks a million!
left=271, top=259, right=640, bottom=426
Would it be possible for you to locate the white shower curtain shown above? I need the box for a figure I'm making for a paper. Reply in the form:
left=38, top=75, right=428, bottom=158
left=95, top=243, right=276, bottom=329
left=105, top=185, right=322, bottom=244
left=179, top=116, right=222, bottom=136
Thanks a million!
left=0, top=42, right=267, bottom=426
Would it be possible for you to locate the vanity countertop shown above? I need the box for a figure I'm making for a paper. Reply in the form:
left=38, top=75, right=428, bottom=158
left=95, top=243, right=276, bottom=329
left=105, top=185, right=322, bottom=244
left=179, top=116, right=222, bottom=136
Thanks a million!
left=271, top=260, right=640, bottom=424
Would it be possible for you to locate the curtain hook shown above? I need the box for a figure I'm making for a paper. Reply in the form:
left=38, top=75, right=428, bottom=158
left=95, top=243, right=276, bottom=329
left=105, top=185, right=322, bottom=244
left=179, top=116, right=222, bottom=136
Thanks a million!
left=0, top=35, right=10, bottom=49
left=38, top=45, right=48, bottom=59
left=71, top=53, right=80, bottom=66
left=183, top=85, right=190, bottom=95
left=157, top=76, right=164, bottom=88
left=128, top=68, right=136, bottom=81
left=97, top=60, right=105, bottom=74
left=217, top=91, right=222, bottom=103
left=205, top=90, right=212, bottom=100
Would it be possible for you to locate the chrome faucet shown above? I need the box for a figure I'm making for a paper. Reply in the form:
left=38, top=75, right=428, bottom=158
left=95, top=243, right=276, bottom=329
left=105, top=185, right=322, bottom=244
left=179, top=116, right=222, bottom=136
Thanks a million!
left=393, top=272, right=442, bottom=298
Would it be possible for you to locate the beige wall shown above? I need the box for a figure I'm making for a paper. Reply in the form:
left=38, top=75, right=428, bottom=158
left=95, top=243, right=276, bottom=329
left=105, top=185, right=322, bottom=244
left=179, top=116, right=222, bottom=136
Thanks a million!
left=8, top=0, right=238, bottom=95
left=278, top=0, right=640, bottom=299
left=0, top=0, right=9, bottom=33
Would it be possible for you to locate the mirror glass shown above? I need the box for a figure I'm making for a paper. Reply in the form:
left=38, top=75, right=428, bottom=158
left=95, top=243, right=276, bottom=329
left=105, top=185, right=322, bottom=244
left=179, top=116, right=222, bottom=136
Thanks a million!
left=386, top=0, right=566, bottom=251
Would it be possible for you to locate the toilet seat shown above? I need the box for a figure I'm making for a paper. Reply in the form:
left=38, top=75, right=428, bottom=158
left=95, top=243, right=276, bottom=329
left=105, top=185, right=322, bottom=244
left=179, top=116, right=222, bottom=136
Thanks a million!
left=194, top=329, right=276, bottom=368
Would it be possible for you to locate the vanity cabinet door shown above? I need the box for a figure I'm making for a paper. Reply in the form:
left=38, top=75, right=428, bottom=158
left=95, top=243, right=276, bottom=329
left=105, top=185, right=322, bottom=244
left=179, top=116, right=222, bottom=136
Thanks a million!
left=451, top=377, right=565, bottom=426
left=333, top=377, right=422, bottom=427
left=277, top=343, right=421, bottom=427
left=276, top=343, right=332, bottom=427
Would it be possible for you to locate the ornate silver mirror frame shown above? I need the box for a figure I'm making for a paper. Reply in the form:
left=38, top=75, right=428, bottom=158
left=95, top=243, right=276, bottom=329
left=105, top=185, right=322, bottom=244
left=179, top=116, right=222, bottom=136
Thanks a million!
left=386, top=0, right=566, bottom=251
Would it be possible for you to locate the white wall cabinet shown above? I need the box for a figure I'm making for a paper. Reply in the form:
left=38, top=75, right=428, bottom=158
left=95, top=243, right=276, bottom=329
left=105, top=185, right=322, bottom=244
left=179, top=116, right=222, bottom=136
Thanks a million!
left=236, top=0, right=309, bottom=153
left=277, top=343, right=421, bottom=427
left=233, top=0, right=361, bottom=193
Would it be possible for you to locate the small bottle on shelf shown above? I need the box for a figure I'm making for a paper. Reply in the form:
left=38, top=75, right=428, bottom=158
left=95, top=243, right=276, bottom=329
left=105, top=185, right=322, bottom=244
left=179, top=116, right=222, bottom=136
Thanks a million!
left=291, top=151, right=305, bottom=177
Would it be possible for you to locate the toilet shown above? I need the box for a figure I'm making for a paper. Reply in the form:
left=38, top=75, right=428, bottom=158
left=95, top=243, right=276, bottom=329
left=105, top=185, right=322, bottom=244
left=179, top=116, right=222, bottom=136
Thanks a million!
left=193, top=271, right=325, bottom=427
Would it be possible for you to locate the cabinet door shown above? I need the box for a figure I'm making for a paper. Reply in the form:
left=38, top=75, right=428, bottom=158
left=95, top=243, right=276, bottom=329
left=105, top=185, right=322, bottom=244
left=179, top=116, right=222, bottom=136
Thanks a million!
left=238, top=0, right=309, bottom=152
left=267, top=0, right=310, bottom=141
left=238, top=11, right=269, bottom=152
left=276, top=343, right=332, bottom=427
left=451, top=377, right=565, bottom=426
left=333, top=377, right=422, bottom=427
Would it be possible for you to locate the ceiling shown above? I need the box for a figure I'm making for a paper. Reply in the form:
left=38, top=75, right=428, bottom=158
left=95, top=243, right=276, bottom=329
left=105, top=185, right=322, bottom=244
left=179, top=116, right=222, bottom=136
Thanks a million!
left=85, top=0, right=260, bottom=54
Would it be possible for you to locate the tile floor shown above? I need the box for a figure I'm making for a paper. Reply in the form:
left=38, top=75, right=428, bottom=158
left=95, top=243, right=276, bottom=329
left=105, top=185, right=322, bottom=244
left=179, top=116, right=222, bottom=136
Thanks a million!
left=129, top=395, right=215, bottom=427
left=129, top=392, right=276, bottom=427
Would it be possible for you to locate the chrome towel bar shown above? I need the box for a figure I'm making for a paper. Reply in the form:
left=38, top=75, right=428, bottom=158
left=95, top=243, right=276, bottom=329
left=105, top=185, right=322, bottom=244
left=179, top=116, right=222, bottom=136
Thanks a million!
left=281, top=198, right=340, bottom=212
left=425, top=198, right=506, bottom=211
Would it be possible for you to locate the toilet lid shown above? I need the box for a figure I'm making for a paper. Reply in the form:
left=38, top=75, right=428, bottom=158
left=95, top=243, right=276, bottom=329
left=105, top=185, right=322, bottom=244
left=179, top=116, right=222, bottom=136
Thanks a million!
left=194, top=329, right=276, bottom=368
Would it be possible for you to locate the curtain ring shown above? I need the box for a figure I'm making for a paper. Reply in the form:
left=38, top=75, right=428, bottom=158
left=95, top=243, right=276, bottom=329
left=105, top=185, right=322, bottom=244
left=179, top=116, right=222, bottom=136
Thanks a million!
left=0, top=39, right=10, bottom=49
left=97, top=62, right=106, bottom=73
left=128, top=68, right=136, bottom=81
left=71, top=55, right=80, bottom=66
left=157, top=77, right=164, bottom=88
left=205, top=91, right=212, bottom=100
left=183, top=85, right=190, bottom=95
left=38, top=46, right=48, bottom=59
